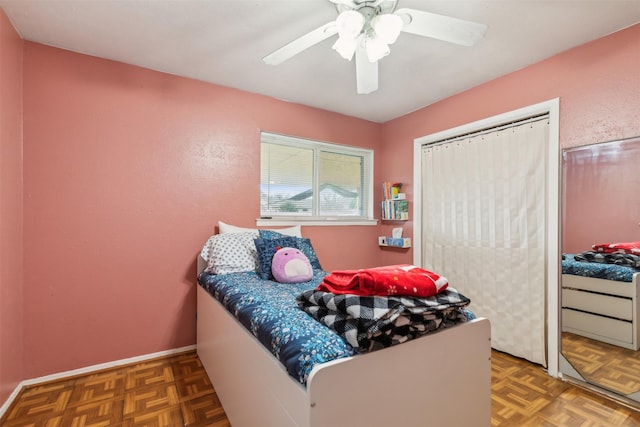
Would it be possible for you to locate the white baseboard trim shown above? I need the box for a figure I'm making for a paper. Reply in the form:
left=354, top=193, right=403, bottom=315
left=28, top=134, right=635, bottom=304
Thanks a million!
left=0, top=384, right=23, bottom=421
left=0, top=344, right=197, bottom=419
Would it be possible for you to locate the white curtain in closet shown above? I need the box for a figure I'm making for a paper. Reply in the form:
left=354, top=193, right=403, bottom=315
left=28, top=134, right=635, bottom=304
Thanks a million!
left=421, top=119, right=548, bottom=366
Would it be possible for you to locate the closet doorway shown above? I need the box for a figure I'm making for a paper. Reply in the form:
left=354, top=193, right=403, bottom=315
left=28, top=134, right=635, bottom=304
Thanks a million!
left=412, top=99, right=560, bottom=375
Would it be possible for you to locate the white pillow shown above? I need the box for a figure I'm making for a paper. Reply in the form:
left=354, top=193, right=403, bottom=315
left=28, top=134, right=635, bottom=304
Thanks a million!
left=201, top=232, right=259, bottom=275
left=199, top=238, right=213, bottom=262
left=218, top=221, right=302, bottom=238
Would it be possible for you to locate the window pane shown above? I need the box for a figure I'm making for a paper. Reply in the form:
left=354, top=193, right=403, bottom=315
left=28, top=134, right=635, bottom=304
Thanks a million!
left=260, top=132, right=373, bottom=221
left=260, top=142, right=314, bottom=216
left=318, top=151, right=364, bottom=216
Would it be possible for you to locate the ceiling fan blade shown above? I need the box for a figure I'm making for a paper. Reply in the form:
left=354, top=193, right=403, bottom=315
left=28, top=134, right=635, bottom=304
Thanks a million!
left=355, top=46, right=378, bottom=94
left=395, top=8, right=487, bottom=47
left=263, top=21, right=338, bottom=65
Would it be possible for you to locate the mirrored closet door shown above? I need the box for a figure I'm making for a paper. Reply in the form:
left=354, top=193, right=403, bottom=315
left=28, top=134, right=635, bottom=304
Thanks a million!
left=560, top=136, right=640, bottom=404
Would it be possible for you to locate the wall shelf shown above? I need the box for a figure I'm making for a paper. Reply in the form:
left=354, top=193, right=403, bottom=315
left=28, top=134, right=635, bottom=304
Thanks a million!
left=380, top=182, right=410, bottom=247
left=378, top=236, right=412, bottom=248
left=381, top=198, right=409, bottom=221
left=381, top=181, right=409, bottom=221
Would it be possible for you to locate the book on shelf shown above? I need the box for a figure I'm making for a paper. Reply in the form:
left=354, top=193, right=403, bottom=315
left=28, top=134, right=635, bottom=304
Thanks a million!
left=381, top=199, right=409, bottom=220
left=382, top=181, right=404, bottom=200
left=382, top=181, right=405, bottom=200
left=382, top=181, right=392, bottom=200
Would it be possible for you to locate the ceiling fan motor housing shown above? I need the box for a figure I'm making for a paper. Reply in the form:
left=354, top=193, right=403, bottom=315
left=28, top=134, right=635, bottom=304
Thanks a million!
left=335, top=0, right=400, bottom=39
left=335, top=0, right=399, bottom=15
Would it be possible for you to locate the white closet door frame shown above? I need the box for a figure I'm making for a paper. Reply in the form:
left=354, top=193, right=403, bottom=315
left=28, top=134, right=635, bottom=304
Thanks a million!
left=412, top=98, right=560, bottom=377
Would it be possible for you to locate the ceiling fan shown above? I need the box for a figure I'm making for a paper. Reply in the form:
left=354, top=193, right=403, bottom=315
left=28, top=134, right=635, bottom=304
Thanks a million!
left=263, top=0, right=487, bottom=94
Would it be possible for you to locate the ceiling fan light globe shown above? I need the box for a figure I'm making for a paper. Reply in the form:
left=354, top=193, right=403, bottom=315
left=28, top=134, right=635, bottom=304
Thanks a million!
left=332, top=36, right=358, bottom=61
left=365, top=36, right=390, bottom=62
left=335, top=10, right=364, bottom=39
left=371, top=13, right=404, bottom=45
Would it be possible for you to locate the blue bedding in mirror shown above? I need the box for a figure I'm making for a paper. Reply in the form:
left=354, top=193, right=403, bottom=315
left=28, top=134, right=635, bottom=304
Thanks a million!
left=562, top=253, right=637, bottom=282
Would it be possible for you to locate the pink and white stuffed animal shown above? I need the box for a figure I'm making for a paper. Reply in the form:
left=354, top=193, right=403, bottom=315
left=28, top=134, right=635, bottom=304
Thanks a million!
left=271, top=247, right=313, bottom=283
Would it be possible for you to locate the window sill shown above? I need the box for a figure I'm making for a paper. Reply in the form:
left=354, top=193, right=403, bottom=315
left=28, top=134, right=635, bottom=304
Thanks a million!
left=256, top=219, right=378, bottom=227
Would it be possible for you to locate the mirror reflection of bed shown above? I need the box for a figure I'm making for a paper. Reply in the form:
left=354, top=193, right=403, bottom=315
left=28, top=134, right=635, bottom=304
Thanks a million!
left=560, top=136, right=640, bottom=403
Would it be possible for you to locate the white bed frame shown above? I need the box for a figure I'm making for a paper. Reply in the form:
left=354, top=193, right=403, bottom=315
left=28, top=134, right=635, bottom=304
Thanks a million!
left=196, top=256, right=491, bottom=427
left=562, top=272, right=640, bottom=350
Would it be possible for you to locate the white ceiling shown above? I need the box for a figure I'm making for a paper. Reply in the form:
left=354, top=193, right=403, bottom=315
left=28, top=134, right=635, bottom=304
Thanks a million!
left=1, top=0, right=639, bottom=123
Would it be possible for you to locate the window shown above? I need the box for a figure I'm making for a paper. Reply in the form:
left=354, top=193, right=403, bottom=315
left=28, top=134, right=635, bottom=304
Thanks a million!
left=260, top=132, right=374, bottom=222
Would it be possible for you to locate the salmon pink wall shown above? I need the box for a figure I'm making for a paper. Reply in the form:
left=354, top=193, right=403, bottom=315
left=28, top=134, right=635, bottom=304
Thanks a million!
left=22, top=43, right=383, bottom=378
left=0, top=8, right=23, bottom=406
left=380, top=23, right=640, bottom=266
left=562, top=138, right=640, bottom=253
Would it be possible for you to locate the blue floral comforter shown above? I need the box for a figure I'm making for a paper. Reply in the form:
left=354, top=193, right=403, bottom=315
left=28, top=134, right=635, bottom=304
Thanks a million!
left=562, top=254, right=637, bottom=282
left=198, top=270, right=355, bottom=385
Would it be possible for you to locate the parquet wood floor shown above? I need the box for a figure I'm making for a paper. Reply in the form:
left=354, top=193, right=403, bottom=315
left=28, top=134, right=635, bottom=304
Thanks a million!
left=2, top=349, right=639, bottom=426
left=562, top=332, right=640, bottom=396
left=0, top=351, right=229, bottom=427
left=491, top=350, right=640, bottom=426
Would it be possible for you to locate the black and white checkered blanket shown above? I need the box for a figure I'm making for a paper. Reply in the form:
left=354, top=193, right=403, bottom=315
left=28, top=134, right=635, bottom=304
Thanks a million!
left=296, top=288, right=471, bottom=352
left=575, top=250, right=640, bottom=269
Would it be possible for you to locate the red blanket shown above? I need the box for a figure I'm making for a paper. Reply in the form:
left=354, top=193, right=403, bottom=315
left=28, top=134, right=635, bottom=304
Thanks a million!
left=318, top=264, right=448, bottom=297
left=592, top=241, right=640, bottom=255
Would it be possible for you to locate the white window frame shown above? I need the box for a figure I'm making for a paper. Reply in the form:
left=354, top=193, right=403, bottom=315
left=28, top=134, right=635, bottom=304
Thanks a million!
left=258, top=132, right=376, bottom=226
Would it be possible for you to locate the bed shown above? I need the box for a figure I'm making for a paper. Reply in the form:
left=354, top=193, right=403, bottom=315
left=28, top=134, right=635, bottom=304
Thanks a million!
left=195, top=225, right=491, bottom=427
left=561, top=250, right=640, bottom=351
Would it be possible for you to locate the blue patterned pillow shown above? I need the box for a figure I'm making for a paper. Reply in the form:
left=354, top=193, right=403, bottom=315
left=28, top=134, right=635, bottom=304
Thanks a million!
left=295, top=237, right=322, bottom=270
left=258, top=229, right=289, bottom=240
left=254, top=236, right=298, bottom=280
left=258, top=230, right=322, bottom=271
